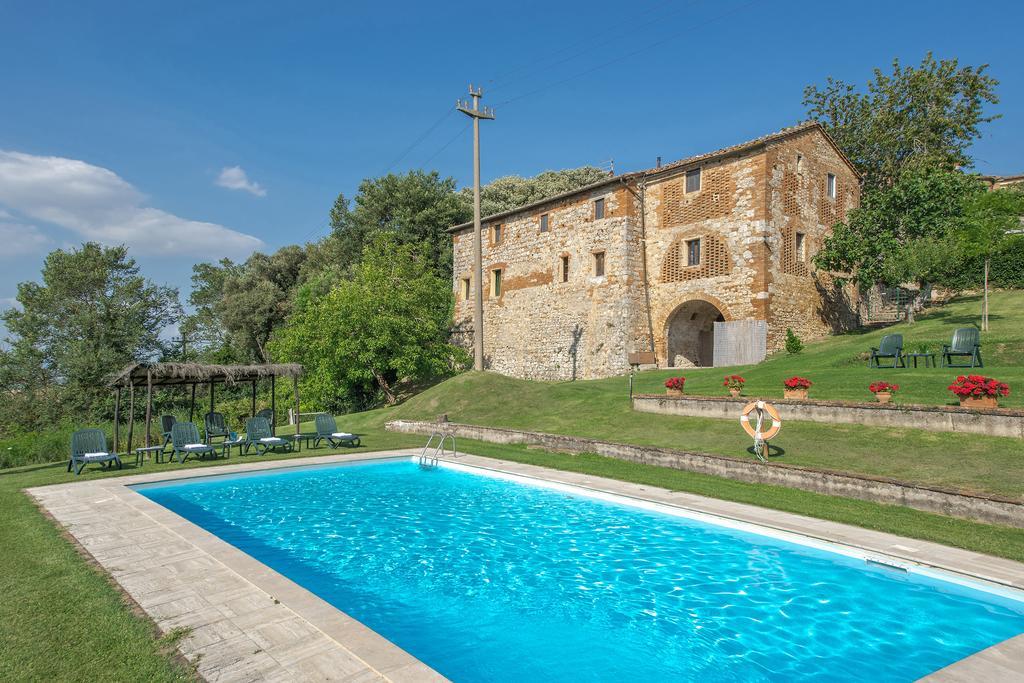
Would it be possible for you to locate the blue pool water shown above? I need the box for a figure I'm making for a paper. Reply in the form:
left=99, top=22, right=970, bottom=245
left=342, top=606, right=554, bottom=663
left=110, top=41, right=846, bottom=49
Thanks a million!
left=137, top=459, right=1024, bottom=681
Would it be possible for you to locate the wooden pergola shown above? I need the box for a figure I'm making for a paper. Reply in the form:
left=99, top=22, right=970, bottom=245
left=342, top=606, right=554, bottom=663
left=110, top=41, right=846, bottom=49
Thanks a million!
left=107, top=362, right=304, bottom=454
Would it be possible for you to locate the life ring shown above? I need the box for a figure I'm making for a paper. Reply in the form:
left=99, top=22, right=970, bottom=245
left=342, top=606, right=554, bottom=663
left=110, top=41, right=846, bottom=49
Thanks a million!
left=740, top=401, right=781, bottom=441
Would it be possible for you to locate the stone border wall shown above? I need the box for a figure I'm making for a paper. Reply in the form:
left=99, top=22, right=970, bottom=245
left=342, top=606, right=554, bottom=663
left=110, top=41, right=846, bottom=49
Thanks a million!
left=632, top=394, right=1024, bottom=439
left=386, top=419, right=1024, bottom=528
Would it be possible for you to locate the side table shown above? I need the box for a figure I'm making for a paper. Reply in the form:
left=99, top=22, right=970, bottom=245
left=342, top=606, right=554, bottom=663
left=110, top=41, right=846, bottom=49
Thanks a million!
left=906, top=352, right=936, bottom=368
left=134, top=445, right=164, bottom=467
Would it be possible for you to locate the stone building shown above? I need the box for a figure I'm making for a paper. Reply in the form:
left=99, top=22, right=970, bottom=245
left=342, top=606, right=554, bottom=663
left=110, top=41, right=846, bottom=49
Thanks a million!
left=449, top=122, right=861, bottom=380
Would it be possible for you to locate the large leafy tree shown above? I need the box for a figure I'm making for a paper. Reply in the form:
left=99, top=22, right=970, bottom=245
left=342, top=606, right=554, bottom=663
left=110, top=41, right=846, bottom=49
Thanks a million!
left=0, top=243, right=180, bottom=427
left=958, top=186, right=1024, bottom=329
left=465, top=166, right=610, bottom=216
left=272, top=233, right=468, bottom=412
left=804, top=53, right=999, bottom=189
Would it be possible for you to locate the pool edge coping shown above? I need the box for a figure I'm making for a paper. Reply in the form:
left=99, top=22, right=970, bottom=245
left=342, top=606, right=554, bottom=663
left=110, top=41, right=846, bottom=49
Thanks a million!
left=26, top=449, right=1024, bottom=681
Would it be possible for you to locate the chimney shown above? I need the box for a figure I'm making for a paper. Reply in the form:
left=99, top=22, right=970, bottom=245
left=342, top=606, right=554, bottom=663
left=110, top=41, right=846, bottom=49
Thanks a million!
left=656, top=156, right=662, bottom=169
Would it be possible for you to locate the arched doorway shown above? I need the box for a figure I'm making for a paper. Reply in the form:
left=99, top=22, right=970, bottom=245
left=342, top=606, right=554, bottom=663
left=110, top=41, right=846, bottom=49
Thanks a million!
left=665, top=300, right=726, bottom=367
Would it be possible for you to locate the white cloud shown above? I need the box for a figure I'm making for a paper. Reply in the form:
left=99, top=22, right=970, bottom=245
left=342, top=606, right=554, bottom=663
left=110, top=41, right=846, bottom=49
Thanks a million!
left=0, top=220, right=52, bottom=257
left=0, top=296, right=18, bottom=310
left=215, top=165, right=267, bottom=197
left=0, top=151, right=265, bottom=257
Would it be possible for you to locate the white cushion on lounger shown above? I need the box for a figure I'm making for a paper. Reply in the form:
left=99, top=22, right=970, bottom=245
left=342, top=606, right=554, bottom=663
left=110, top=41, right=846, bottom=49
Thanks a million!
left=184, top=443, right=209, bottom=450
left=260, top=437, right=284, bottom=443
left=332, top=432, right=355, bottom=439
left=82, top=452, right=113, bottom=460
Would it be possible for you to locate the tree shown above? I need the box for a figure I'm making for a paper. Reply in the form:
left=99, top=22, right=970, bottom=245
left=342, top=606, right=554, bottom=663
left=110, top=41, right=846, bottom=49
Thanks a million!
left=463, top=166, right=610, bottom=217
left=815, top=168, right=985, bottom=297
left=803, top=53, right=1000, bottom=189
left=0, top=243, right=180, bottom=426
left=271, top=233, right=468, bottom=412
left=958, top=187, right=1024, bottom=330
left=314, top=171, right=470, bottom=280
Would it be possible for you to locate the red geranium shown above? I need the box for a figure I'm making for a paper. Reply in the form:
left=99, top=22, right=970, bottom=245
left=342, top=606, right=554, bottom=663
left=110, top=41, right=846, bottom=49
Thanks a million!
left=869, top=381, right=900, bottom=394
left=783, top=376, right=812, bottom=390
left=948, top=374, right=1010, bottom=398
left=723, top=374, right=745, bottom=390
left=664, top=377, right=686, bottom=391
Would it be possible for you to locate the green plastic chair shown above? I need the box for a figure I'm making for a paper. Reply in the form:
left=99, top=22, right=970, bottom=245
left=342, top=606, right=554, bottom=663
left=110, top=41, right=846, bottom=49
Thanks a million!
left=204, top=411, right=229, bottom=444
left=313, top=414, right=361, bottom=448
left=159, top=415, right=176, bottom=450
left=942, top=328, right=983, bottom=368
left=869, top=334, right=905, bottom=368
left=244, top=416, right=292, bottom=455
left=68, top=428, right=121, bottom=475
left=256, top=408, right=275, bottom=434
left=170, top=422, right=216, bottom=464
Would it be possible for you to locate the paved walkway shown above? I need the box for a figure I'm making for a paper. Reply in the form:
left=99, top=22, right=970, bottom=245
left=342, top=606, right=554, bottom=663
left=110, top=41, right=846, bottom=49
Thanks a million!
left=28, top=450, right=1024, bottom=681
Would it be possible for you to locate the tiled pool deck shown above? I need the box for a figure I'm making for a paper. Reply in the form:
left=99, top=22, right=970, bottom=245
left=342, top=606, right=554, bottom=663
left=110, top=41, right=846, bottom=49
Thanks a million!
left=27, top=450, right=1024, bottom=681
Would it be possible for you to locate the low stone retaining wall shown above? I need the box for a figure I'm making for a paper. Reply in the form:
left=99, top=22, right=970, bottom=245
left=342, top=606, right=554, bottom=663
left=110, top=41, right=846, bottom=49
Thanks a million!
left=632, top=394, right=1024, bottom=439
left=386, top=419, right=1024, bottom=528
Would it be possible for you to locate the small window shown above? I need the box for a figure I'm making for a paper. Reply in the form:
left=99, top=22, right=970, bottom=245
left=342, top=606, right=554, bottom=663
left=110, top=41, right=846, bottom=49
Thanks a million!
left=686, top=238, right=701, bottom=266
left=491, top=269, right=502, bottom=298
left=826, top=173, right=837, bottom=199
left=461, top=277, right=471, bottom=300
left=796, top=154, right=804, bottom=172
left=539, top=214, right=549, bottom=232
left=685, top=168, right=701, bottom=193
left=561, top=255, right=570, bottom=283
left=593, top=251, right=605, bottom=277
left=795, top=232, right=806, bottom=262
left=593, top=198, right=605, bottom=219
left=492, top=223, right=502, bottom=245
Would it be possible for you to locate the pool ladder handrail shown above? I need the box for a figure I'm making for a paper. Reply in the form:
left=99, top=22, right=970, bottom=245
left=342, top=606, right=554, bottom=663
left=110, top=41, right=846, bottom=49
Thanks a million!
left=419, top=430, right=456, bottom=467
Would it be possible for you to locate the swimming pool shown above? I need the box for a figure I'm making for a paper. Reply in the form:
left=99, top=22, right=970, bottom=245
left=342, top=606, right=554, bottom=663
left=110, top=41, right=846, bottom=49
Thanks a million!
left=137, top=458, right=1024, bottom=681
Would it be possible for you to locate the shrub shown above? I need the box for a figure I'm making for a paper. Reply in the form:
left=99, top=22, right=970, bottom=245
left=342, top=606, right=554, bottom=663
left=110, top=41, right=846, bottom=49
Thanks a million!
left=784, top=328, right=804, bottom=354
left=948, top=375, right=1010, bottom=399
left=783, top=376, right=812, bottom=390
left=664, top=377, right=686, bottom=391
left=723, top=375, right=745, bottom=390
left=869, top=381, right=900, bottom=394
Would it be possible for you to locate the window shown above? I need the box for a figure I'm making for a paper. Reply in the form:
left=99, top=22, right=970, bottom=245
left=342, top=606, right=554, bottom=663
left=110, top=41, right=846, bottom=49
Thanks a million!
left=491, top=269, right=502, bottom=298
left=593, top=251, right=605, bottom=277
left=686, top=238, right=701, bottom=266
left=795, top=232, right=806, bottom=262
left=796, top=154, right=804, bottom=172
left=826, top=173, right=837, bottom=199
left=594, top=197, right=605, bottom=219
left=461, top=277, right=471, bottom=300
left=561, top=255, right=570, bottom=282
left=539, top=213, right=549, bottom=232
left=685, top=168, right=701, bottom=193
left=492, top=223, right=503, bottom=245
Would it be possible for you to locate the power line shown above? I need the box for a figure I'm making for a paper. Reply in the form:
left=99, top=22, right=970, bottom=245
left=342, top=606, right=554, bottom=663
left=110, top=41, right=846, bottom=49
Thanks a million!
left=380, top=108, right=455, bottom=174
left=421, top=120, right=471, bottom=167
left=496, top=0, right=760, bottom=107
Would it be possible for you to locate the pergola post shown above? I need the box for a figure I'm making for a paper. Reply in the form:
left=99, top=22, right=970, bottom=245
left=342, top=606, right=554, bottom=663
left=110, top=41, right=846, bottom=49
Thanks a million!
left=293, top=376, right=300, bottom=436
left=126, top=381, right=136, bottom=455
left=251, top=380, right=257, bottom=418
left=270, top=374, right=276, bottom=435
left=189, top=383, right=196, bottom=423
left=113, top=387, right=122, bottom=454
left=209, top=380, right=215, bottom=417
left=144, top=369, right=153, bottom=448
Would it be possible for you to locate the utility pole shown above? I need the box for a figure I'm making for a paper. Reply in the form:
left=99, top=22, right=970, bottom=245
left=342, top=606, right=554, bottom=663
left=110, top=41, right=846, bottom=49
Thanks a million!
left=457, top=85, right=495, bottom=371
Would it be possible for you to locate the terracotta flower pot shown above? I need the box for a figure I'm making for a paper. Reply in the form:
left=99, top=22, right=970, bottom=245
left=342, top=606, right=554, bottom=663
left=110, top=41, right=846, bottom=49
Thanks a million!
left=666, top=388, right=683, bottom=397
left=874, top=392, right=892, bottom=404
left=784, top=389, right=808, bottom=400
left=959, top=395, right=998, bottom=410
left=728, top=388, right=741, bottom=398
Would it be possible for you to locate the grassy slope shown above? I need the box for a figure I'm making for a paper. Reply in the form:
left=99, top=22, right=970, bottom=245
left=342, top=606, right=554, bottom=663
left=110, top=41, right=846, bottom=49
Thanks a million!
left=341, top=292, right=1024, bottom=501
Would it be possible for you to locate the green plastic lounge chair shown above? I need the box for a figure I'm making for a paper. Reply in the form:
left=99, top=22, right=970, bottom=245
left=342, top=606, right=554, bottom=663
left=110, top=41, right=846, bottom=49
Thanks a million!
left=170, top=422, right=217, bottom=464
left=68, top=428, right=121, bottom=475
left=160, top=415, right=176, bottom=450
left=942, top=328, right=983, bottom=368
left=869, top=334, right=905, bottom=368
left=244, top=416, right=292, bottom=455
left=256, top=408, right=275, bottom=434
left=313, top=414, right=361, bottom=448
left=204, top=411, right=229, bottom=444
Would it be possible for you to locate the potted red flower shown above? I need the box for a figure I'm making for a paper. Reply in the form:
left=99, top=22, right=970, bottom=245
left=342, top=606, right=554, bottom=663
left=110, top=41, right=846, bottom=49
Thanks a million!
left=723, top=374, right=745, bottom=398
left=948, top=375, right=1010, bottom=409
left=868, top=381, right=899, bottom=404
left=783, top=376, right=812, bottom=400
left=664, top=376, right=685, bottom=396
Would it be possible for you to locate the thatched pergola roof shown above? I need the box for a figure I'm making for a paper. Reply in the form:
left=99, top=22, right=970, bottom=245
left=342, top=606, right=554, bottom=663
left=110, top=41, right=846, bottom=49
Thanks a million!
left=107, top=362, right=304, bottom=388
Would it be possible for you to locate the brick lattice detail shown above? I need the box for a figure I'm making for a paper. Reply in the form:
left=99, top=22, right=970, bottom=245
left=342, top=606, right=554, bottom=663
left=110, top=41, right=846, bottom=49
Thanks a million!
left=782, top=171, right=800, bottom=217
left=660, top=234, right=731, bottom=282
left=780, top=226, right=809, bottom=277
left=661, top=168, right=735, bottom=226
left=817, top=176, right=851, bottom=225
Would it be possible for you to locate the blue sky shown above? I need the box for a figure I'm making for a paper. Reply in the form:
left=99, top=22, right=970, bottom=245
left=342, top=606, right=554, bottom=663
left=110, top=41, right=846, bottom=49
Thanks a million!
left=1, top=0, right=1022, bottom=314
